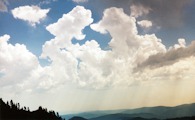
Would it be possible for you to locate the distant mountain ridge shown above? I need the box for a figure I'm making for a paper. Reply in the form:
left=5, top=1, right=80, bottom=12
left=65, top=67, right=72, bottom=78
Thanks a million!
left=121, top=103, right=195, bottom=119
left=63, top=103, right=195, bottom=120
left=89, top=113, right=159, bottom=120
left=69, top=116, right=88, bottom=120
left=63, top=109, right=125, bottom=120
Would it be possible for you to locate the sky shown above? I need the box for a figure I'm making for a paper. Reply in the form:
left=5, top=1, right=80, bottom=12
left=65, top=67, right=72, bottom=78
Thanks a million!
left=1, top=0, right=195, bottom=114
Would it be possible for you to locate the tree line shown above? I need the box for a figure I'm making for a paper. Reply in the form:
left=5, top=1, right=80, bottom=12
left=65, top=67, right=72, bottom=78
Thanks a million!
left=0, top=98, right=64, bottom=120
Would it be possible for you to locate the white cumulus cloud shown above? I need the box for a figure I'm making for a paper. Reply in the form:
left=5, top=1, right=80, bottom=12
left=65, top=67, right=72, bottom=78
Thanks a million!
left=39, top=6, right=95, bottom=89
left=173, top=38, right=186, bottom=49
left=0, top=34, right=39, bottom=87
left=137, top=20, right=152, bottom=28
left=11, top=5, right=50, bottom=27
left=2, top=5, right=195, bottom=92
left=41, top=6, right=168, bottom=89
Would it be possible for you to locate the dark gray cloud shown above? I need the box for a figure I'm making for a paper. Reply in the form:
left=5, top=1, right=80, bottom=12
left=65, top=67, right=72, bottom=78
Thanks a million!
left=131, top=0, right=192, bottom=28
left=136, top=41, right=195, bottom=70
left=86, top=0, right=192, bottom=28
left=0, top=0, right=8, bottom=12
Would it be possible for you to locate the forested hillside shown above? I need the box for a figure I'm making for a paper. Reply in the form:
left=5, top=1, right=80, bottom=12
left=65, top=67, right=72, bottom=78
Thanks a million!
left=0, top=98, right=64, bottom=120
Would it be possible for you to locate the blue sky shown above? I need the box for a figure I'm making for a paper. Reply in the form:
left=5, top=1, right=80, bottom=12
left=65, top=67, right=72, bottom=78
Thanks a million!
left=0, top=0, right=112, bottom=57
left=1, top=0, right=195, bottom=114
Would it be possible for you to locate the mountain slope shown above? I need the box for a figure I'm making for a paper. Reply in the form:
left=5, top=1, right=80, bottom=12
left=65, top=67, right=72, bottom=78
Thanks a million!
left=90, top=113, right=159, bottom=120
left=62, top=109, right=125, bottom=120
left=122, top=103, right=195, bottom=119
left=63, top=103, right=195, bottom=120
left=69, top=116, right=88, bottom=120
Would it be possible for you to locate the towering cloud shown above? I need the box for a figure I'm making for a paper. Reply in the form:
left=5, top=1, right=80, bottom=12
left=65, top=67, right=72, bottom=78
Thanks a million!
left=42, top=6, right=167, bottom=89
left=40, top=5, right=195, bottom=89
left=46, top=6, right=93, bottom=42
left=40, top=6, right=96, bottom=89
left=91, top=7, right=166, bottom=64
left=11, top=5, right=50, bottom=27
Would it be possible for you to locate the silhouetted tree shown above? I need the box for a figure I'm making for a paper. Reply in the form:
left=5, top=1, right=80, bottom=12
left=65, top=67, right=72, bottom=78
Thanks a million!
left=0, top=98, right=63, bottom=120
left=27, top=107, right=30, bottom=111
left=10, top=100, right=14, bottom=108
left=17, top=103, right=20, bottom=110
left=57, top=112, right=60, bottom=117
left=38, top=106, right=43, bottom=110
left=6, top=101, right=9, bottom=106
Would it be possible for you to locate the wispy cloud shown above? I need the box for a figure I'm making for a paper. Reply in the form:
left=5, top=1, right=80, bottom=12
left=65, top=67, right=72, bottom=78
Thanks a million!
left=39, top=0, right=58, bottom=6
left=72, top=0, right=88, bottom=3
left=0, top=0, right=8, bottom=12
left=130, top=4, right=151, bottom=18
